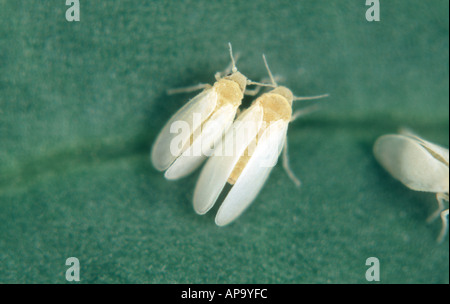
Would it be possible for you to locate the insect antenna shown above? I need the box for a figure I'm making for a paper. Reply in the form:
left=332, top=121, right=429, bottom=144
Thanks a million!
left=293, top=93, right=329, bottom=101
left=262, top=54, right=278, bottom=87
left=245, top=54, right=278, bottom=88
left=228, top=42, right=238, bottom=73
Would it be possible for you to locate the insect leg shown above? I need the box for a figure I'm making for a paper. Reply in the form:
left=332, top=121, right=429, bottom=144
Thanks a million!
left=426, top=192, right=448, bottom=223
left=290, top=105, right=321, bottom=122
left=244, top=86, right=262, bottom=96
left=437, top=208, right=449, bottom=243
left=282, top=139, right=301, bottom=187
left=167, top=83, right=212, bottom=95
left=432, top=193, right=449, bottom=243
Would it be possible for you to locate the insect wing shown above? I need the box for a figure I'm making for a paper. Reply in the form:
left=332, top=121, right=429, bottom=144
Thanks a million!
left=193, top=104, right=264, bottom=214
left=164, top=103, right=238, bottom=179
left=215, top=120, right=289, bottom=226
left=400, top=130, right=449, bottom=166
left=151, top=89, right=218, bottom=171
left=374, top=134, right=449, bottom=193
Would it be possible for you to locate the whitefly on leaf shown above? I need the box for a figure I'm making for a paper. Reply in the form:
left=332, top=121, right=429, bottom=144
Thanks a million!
left=373, top=130, right=449, bottom=243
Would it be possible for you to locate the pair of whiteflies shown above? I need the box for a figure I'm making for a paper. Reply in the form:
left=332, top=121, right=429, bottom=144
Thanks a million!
left=151, top=43, right=449, bottom=241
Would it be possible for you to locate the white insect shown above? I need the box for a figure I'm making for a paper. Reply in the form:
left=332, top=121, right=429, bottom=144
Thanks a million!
left=193, top=55, right=328, bottom=226
left=151, top=43, right=272, bottom=180
left=373, top=130, right=449, bottom=242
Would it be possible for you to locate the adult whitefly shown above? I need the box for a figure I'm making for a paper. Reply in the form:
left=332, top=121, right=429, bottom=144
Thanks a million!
left=374, top=131, right=449, bottom=242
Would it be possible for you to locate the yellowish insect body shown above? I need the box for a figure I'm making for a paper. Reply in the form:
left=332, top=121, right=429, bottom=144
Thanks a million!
left=374, top=131, right=449, bottom=242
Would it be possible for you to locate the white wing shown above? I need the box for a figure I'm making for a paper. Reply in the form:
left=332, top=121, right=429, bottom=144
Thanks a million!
left=215, top=120, right=289, bottom=226
left=193, top=104, right=264, bottom=214
left=400, top=130, right=449, bottom=166
left=374, top=134, right=449, bottom=193
left=164, top=103, right=238, bottom=180
left=151, top=89, right=218, bottom=171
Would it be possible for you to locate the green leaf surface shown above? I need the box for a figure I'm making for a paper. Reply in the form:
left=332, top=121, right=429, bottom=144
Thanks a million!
left=0, top=0, right=448, bottom=283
